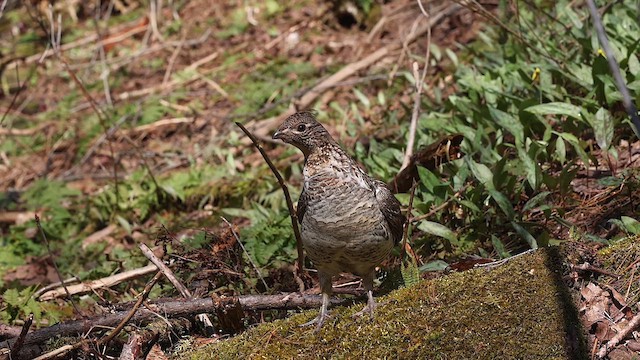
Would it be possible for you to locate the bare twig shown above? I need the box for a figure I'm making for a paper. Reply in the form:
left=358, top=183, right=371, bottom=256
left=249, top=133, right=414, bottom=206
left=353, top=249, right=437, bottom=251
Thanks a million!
left=401, top=0, right=433, bottom=170
left=38, top=264, right=158, bottom=301
left=162, top=34, right=186, bottom=85
left=597, top=306, right=640, bottom=358
left=401, top=181, right=418, bottom=262
left=221, top=217, right=269, bottom=291
left=9, top=313, right=33, bottom=358
left=474, top=248, right=537, bottom=269
left=139, top=242, right=215, bottom=333
left=586, top=0, right=640, bottom=138
left=35, top=214, right=81, bottom=315
left=235, top=122, right=305, bottom=285
left=572, top=262, right=620, bottom=279
left=98, top=271, right=163, bottom=348
left=149, top=0, right=164, bottom=42
left=33, top=276, right=79, bottom=299
left=138, top=244, right=188, bottom=296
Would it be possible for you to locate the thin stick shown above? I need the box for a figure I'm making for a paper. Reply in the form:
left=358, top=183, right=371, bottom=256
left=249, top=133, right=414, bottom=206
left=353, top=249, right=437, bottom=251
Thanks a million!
left=35, top=214, right=81, bottom=315
left=162, top=34, right=186, bottom=85
left=138, top=242, right=214, bottom=333
left=597, top=307, right=640, bottom=358
left=98, top=271, right=163, bottom=347
left=401, top=0, right=432, bottom=170
left=401, top=181, right=418, bottom=262
left=221, top=217, right=270, bottom=291
left=138, top=244, right=191, bottom=297
left=585, top=0, right=640, bottom=138
left=9, top=313, right=33, bottom=357
left=38, top=264, right=158, bottom=301
left=235, top=122, right=305, bottom=281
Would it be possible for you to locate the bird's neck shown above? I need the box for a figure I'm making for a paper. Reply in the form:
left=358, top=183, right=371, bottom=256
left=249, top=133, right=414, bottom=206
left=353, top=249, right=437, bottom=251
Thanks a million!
left=303, top=142, right=351, bottom=177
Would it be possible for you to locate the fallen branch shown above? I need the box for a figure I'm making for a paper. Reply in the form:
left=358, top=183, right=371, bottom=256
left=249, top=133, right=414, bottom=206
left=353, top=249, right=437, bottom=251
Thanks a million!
left=1, top=293, right=349, bottom=360
left=38, top=264, right=158, bottom=301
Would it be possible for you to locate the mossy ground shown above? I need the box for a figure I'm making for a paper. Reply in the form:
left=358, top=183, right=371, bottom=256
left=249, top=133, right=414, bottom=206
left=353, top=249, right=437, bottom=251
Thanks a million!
left=178, top=248, right=586, bottom=359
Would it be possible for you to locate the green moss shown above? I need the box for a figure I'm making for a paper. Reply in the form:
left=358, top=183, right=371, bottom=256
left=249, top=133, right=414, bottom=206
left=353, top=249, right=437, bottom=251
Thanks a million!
left=598, top=235, right=640, bottom=305
left=177, top=248, right=586, bottom=359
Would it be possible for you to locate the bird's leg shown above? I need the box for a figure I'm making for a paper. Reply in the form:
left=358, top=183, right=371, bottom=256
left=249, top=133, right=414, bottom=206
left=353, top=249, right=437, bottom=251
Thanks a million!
left=352, top=272, right=376, bottom=319
left=300, top=271, right=332, bottom=332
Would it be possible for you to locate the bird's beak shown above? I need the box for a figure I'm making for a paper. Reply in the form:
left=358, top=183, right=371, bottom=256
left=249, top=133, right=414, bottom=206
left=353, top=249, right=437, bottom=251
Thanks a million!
left=273, top=129, right=284, bottom=140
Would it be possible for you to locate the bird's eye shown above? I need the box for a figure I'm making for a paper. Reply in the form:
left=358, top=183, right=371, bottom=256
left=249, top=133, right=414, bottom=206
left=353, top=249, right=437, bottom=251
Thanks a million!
left=296, top=124, right=306, bottom=132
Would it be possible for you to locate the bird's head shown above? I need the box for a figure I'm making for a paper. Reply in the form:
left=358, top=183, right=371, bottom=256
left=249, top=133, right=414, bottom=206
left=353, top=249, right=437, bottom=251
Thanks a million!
left=273, top=110, right=333, bottom=156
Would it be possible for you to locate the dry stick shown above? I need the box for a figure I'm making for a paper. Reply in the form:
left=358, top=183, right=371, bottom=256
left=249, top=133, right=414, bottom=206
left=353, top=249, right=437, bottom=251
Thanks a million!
left=33, top=276, right=79, bottom=299
left=235, top=122, right=305, bottom=290
left=221, top=217, right=270, bottom=291
left=162, top=33, right=186, bottom=85
left=138, top=243, right=215, bottom=331
left=99, top=271, right=164, bottom=348
left=9, top=313, right=33, bottom=357
left=34, top=214, right=81, bottom=316
left=401, top=181, right=418, bottom=262
left=597, top=306, right=640, bottom=359
left=38, top=264, right=158, bottom=301
left=401, top=1, right=433, bottom=170
left=586, top=0, right=640, bottom=138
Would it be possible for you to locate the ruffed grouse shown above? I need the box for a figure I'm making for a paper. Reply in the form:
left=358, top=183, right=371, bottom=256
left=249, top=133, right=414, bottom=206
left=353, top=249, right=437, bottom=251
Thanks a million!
left=273, top=111, right=405, bottom=331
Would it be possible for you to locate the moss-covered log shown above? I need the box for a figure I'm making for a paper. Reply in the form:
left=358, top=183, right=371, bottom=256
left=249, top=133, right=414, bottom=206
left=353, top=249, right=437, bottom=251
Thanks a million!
left=179, top=248, right=587, bottom=359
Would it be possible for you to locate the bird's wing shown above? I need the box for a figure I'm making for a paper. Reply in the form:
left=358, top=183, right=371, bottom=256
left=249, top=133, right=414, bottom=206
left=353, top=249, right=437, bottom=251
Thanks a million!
left=297, top=187, right=309, bottom=224
left=373, top=180, right=406, bottom=244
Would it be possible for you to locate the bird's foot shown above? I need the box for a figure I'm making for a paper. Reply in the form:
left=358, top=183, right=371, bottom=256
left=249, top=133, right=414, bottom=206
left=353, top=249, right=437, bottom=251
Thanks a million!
left=300, top=312, right=330, bottom=333
left=352, top=300, right=376, bottom=320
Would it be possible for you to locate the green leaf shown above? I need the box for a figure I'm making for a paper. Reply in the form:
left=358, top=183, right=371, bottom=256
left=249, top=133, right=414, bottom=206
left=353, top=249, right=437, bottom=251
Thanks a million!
left=466, top=159, right=494, bottom=189
left=620, top=216, right=640, bottom=235
left=489, top=107, right=524, bottom=144
left=417, top=221, right=458, bottom=245
left=518, top=146, right=538, bottom=189
left=489, top=190, right=515, bottom=220
left=524, top=102, right=582, bottom=119
left=419, top=260, right=450, bottom=272
left=511, top=222, right=538, bottom=249
left=555, top=136, right=566, bottom=164
left=491, top=235, right=511, bottom=259
left=353, top=88, right=371, bottom=109
left=523, top=192, right=551, bottom=212
left=592, top=107, right=614, bottom=150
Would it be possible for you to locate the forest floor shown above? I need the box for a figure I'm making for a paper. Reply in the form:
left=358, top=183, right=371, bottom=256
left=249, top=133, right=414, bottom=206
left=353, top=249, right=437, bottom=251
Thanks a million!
left=1, top=0, right=639, bottom=359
